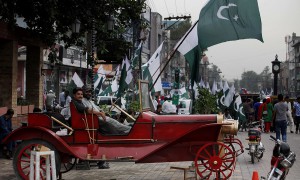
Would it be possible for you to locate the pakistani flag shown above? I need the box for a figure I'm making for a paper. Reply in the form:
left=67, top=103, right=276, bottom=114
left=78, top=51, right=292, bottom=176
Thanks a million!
left=142, top=42, right=163, bottom=92
left=199, top=78, right=205, bottom=88
left=131, top=42, right=143, bottom=69
left=198, top=0, right=263, bottom=50
left=206, top=81, right=211, bottom=92
left=216, top=89, right=225, bottom=111
left=94, top=65, right=106, bottom=96
left=99, top=86, right=112, bottom=96
left=180, top=87, right=189, bottom=99
left=218, top=80, right=223, bottom=92
left=211, top=80, right=217, bottom=95
left=72, top=72, right=84, bottom=87
left=217, top=81, right=229, bottom=110
left=224, top=84, right=235, bottom=107
left=176, top=0, right=263, bottom=87
left=117, top=57, right=132, bottom=98
left=176, top=22, right=200, bottom=88
left=99, top=79, right=118, bottom=96
left=234, top=94, right=246, bottom=123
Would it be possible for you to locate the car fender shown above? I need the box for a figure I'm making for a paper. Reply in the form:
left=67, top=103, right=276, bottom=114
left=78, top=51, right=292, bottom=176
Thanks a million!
left=2, top=126, right=77, bottom=157
left=137, top=123, right=223, bottom=163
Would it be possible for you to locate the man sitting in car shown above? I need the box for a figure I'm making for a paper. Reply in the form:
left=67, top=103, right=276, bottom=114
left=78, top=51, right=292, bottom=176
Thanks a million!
left=72, top=87, right=131, bottom=135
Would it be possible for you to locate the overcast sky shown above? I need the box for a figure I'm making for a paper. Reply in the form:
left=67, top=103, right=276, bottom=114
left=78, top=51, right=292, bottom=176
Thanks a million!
left=148, top=0, right=300, bottom=80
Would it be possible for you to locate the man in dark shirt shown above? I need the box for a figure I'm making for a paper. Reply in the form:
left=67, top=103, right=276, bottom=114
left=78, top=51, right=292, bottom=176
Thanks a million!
left=0, top=109, right=14, bottom=159
left=155, top=104, right=162, bottom=115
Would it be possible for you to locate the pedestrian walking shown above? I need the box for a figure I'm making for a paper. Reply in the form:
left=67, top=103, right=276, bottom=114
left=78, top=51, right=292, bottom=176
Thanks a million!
left=46, top=90, right=56, bottom=112
left=293, top=96, right=300, bottom=134
left=253, top=97, right=261, bottom=121
left=273, top=94, right=288, bottom=142
left=284, top=96, right=294, bottom=133
left=59, top=89, right=65, bottom=107
left=0, top=109, right=15, bottom=159
left=258, top=98, right=267, bottom=131
left=264, top=98, right=273, bottom=133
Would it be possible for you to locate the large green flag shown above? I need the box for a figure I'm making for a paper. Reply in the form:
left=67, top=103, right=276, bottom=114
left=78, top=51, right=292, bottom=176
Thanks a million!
left=198, top=0, right=263, bottom=49
left=176, top=0, right=263, bottom=88
left=176, top=23, right=200, bottom=88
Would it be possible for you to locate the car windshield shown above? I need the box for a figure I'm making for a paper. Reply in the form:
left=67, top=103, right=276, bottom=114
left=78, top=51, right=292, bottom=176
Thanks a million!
left=98, top=97, right=120, bottom=106
left=139, top=80, right=151, bottom=111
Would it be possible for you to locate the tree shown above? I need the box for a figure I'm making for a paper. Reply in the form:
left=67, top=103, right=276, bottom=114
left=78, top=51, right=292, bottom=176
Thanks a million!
left=259, top=66, right=273, bottom=91
left=233, top=79, right=240, bottom=91
left=0, top=0, right=146, bottom=62
left=208, top=64, right=221, bottom=85
left=239, top=71, right=260, bottom=93
left=194, top=87, right=218, bottom=114
left=170, top=19, right=192, bottom=40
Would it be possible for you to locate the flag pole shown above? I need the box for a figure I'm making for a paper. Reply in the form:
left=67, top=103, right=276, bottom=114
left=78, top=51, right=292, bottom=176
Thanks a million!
left=149, top=20, right=199, bottom=91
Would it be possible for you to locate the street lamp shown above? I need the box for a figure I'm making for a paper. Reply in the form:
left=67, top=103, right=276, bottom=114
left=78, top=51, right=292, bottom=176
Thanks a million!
left=71, top=19, right=81, bottom=33
left=272, top=54, right=281, bottom=95
left=107, top=15, right=114, bottom=31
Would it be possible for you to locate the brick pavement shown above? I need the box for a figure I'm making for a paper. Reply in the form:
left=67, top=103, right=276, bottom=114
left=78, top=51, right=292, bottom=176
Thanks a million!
left=1, top=131, right=300, bottom=180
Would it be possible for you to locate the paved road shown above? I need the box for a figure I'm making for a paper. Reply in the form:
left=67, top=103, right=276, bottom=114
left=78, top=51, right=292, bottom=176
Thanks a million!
left=1, top=131, right=299, bottom=180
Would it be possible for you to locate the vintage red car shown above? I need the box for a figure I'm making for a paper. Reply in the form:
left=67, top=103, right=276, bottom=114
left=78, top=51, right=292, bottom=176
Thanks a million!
left=3, top=80, right=243, bottom=180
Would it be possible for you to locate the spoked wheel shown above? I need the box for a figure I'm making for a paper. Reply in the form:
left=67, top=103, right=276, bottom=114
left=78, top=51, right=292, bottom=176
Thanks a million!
left=13, top=139, right=61, bottom=180
left=60, top=156, right=76, bottom=173
left=194, top=142, right=236, bottom=180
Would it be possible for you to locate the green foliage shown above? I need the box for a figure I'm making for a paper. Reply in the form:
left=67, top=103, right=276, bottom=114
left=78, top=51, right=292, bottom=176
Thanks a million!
left=240, top=71, right=260, bottom=93
left=208, top=64, right=222, bottom=85
left=194, top=87, right=218, bottom=114
left=99, top=104, right=112, bottom=116
left=128, top=100, right=140, bottom=112
left=0, top=0, right=146, bottom=56
left=170, top=20, right=192, bottom=40
left=236, top=66, right=273, bottom=93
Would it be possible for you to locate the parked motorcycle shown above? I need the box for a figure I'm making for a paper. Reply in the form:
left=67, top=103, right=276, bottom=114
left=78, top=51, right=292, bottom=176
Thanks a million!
left=245, top=121, right=265, bottom=164
left=266, top=135, right=296, bottom=180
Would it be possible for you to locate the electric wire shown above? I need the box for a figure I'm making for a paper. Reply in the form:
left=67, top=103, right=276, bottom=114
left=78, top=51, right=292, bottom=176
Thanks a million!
left=184, top=0, right=187, bottom=15
left=175, top=0, right=178, bottom=15
left=149, top=0, right=157, bottom=13
left=163, top=0, right=170, bottom=16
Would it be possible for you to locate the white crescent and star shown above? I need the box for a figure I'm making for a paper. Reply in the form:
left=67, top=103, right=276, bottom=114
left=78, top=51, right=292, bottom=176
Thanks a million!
left=217, top=3, right=238, bottom=21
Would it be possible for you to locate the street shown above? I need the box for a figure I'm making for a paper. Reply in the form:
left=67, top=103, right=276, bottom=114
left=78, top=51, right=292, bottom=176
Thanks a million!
left=1, top=131, right=300, bottom=180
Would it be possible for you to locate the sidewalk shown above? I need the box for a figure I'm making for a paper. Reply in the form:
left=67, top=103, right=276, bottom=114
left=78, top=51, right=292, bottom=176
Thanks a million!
left=1, top=131, right=299, bottom=180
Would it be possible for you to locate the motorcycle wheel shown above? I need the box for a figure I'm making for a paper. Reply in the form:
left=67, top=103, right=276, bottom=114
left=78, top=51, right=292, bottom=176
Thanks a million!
left=251, top=153, right=255, bottom=164
left=257, top=152, right=263, bottom=159
left=268, top=169, right=288, bottom=180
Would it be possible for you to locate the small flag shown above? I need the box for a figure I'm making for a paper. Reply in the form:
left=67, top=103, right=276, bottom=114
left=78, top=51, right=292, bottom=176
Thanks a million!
left=72, top=72, right=84, bottom=87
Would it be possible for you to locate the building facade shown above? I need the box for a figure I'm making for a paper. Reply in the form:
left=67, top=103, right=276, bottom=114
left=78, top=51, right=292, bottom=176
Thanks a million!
left=286, top=33, right=300, bottom=97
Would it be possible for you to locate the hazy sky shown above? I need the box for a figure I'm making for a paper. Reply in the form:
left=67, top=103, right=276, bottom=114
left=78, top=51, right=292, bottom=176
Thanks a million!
left=148, top=0, right=300, bottom=80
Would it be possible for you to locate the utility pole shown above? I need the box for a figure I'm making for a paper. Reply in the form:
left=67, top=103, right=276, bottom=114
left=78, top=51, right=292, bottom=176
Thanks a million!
left=132, top=0, right=143, bottom=79
left=164, top=15, right=191, bottom=21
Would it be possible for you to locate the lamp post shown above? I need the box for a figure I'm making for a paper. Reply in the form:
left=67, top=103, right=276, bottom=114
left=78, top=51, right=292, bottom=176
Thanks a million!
left=272, top=54, right=281, bottom=96
left=72, top=19, right=81, bottom=34
left=90, top=16, right=114, bottom=100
